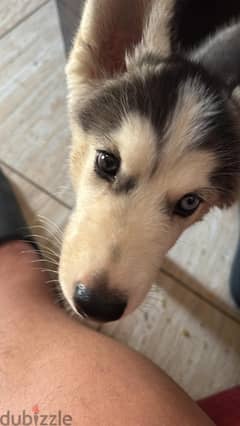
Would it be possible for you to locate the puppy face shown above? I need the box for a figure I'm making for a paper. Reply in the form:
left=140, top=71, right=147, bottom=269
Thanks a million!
left=59, top=1, right=240, bottom=321
left=59, top=57, right=240, bottom=320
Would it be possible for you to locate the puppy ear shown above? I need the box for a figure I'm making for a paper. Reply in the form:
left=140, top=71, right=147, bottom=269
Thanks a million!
left=66, top=0, right=149, bottom=90
left=66, top=0, right=175, bottom=94
left=191, top=22, right=240, bottom=94
left=128, top=0, right=174, bottom=69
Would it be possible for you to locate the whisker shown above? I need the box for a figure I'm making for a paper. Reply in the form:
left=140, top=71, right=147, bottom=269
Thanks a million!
left=42, top=268, right=58, bottom=275
left=28, top=224, right=62, bottom=239
left=37, top=215, right=64, bottom=236
left=21, top=248, right=43, bottom=257
left=24, top=236, right=60, bottom=257
left=27, top=228, right=62, bottom=247
left=24, top=233, right=61, bottom=249
left=31, top=258, right=59, bottom=266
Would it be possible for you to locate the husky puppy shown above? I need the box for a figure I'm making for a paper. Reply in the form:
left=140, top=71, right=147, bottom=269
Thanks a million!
left=59, top=0, right=240, bottom=322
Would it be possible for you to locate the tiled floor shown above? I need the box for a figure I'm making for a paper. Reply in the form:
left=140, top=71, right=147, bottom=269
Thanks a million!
left=1, top=0, right=240, bottom=400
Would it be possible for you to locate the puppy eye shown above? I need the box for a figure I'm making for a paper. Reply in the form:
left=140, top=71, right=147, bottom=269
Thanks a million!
left=174, top=193, right=202, bottom=217
left=95, top=150, right=120, bottom=181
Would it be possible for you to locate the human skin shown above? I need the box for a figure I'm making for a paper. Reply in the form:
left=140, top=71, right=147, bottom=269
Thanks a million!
left=0, top=241, right=214, bottom=426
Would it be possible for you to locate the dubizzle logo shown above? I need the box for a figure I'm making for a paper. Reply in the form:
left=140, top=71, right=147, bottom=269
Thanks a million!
left=0, top=405, right=73, bottom=425
left=32, top=405, right=40, bottom=415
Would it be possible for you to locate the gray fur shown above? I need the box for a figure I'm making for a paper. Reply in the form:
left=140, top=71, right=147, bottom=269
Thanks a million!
left=192, top=22, right=240, bottom=92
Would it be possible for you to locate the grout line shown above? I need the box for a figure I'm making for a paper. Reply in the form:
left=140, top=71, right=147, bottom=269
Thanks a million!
left=161, top=267, right=240, bottom=326
left=0, top=160, right=72, bottom=210
left=0, top=0, right=50, bottom=41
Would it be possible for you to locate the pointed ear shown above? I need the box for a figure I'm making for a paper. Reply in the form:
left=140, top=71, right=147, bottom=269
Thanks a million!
left=66, top=0, right=175, bottom=95
left=66, top=0, right=149, bottom=91
left=127, top=0, right=174, bottom=69
left=191, top=22, right=240, bottom=94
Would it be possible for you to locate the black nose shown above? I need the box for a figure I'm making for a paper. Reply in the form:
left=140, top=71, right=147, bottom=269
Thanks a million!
left=73, top=283, right=127, bottom=322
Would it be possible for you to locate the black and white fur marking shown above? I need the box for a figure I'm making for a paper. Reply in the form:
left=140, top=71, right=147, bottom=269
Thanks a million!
left=59, top=0, right=240, bottom=321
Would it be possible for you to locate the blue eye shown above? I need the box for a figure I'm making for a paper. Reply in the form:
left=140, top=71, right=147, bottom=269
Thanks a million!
left=95, top=151, right=120, bottom=181
left=174, top=193, right=202, bottom=217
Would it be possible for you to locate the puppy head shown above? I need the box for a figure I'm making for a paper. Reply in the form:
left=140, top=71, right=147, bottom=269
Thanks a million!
left=59, top=0, right=240, bottom=322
